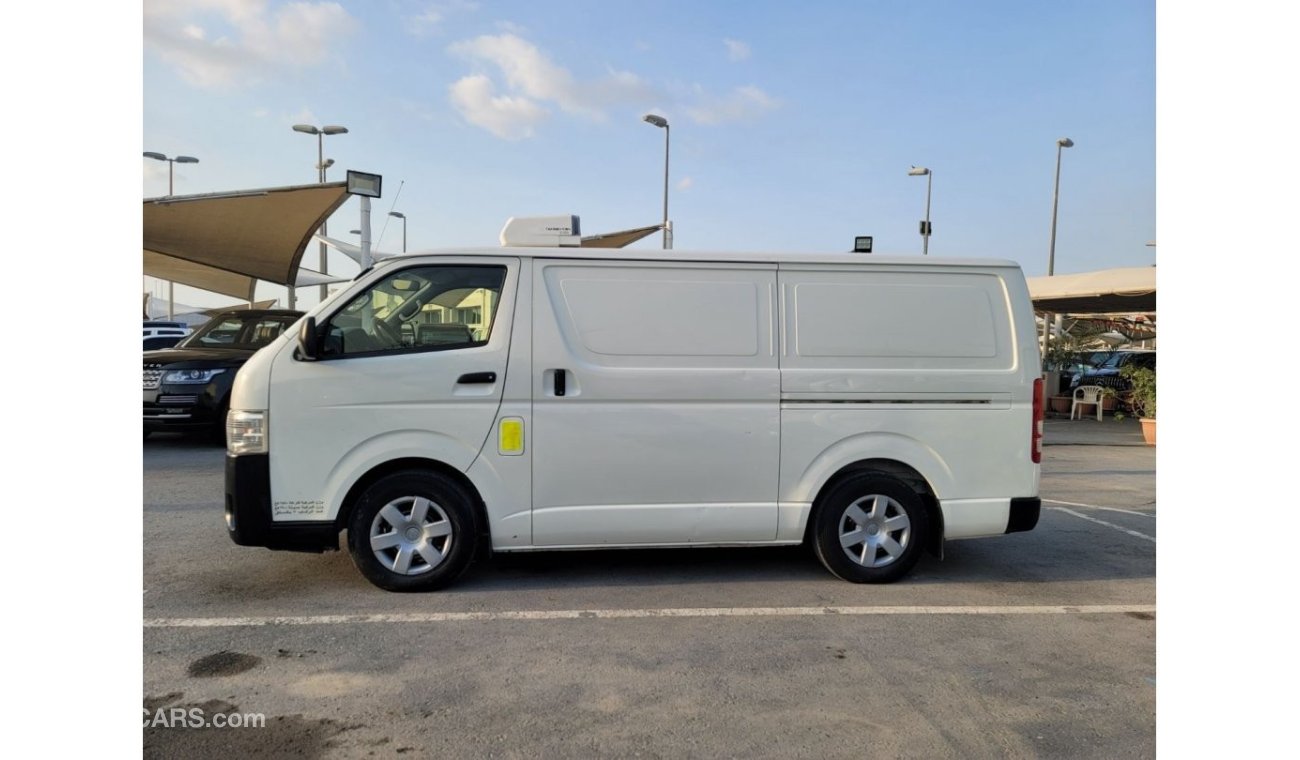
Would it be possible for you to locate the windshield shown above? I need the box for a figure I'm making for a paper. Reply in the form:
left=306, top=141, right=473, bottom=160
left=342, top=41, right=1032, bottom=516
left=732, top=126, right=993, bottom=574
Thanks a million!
left=177, top=313, right=302, bottom=350
left=1099, top=352, right=1152, bottom=369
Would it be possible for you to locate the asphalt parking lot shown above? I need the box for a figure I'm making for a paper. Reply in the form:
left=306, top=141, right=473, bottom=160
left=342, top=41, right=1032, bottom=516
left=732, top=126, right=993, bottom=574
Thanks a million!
left=143, top=418, right=1155, bottom=758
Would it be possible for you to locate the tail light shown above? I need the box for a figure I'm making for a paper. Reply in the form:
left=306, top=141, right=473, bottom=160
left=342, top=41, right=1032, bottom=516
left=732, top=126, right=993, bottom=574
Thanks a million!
left=1031, top=377, right=1044, bottom=463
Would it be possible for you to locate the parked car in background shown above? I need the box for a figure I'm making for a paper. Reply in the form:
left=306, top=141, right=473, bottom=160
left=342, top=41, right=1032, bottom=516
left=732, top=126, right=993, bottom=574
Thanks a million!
left=1045, top=349, right=1113, bottom=394
left=144, top=309, right=303, bottom=441
left=1070, top=350, right=1156, bottom=403
left=1062, top=349, right=1116, bottom=390
left=143, top=321, right=192, bottom=351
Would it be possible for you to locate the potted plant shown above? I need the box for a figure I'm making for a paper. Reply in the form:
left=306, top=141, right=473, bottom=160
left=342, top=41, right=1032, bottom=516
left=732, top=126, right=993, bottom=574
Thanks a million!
left=1118, top=364, right=1156, bottom=445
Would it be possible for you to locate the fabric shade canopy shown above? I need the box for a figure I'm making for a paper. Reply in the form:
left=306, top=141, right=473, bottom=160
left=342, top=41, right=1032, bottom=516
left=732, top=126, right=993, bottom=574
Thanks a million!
left=1027, top=266, right=1156, bottom=314
left=144, top=183, right=354, bottom=300
left=579, top=224, right=663, bottom=248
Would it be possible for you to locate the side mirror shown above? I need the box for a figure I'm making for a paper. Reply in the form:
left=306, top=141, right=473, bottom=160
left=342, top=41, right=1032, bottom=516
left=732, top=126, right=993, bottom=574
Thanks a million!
left=297, top=316, right=319, bottom=361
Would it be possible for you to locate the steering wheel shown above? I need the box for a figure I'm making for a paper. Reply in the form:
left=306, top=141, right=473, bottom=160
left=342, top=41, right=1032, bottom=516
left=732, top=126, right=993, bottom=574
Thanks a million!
left=373, top=318, right=402, bottom=347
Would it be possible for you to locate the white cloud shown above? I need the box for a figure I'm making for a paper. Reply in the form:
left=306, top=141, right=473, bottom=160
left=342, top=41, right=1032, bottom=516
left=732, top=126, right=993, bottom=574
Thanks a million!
left=447, top=33, right=659, bottom=137
left=687, top=85, right=780, bottom=125
left=449, top=74, right=548, bottom=140
left=406, top=1, right=478, bottom=36
left=143, top=0, right=354, bottom=89
left=677, top=176, right=693, bottom=191
left=723, top=38, right=750, bottom=62
left=445, top=32, right=779, bottom=138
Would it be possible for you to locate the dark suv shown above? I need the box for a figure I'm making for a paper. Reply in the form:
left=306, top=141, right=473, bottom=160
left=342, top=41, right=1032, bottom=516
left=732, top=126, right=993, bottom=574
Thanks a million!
left=1070, top=350, right=1156, bottom=394
left=144, top=309, right=303, bottom=441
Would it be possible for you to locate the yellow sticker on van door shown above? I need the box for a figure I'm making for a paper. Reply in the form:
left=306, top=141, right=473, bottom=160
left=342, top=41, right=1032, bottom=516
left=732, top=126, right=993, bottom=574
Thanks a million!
left=498, top=417, right=524, bottom=455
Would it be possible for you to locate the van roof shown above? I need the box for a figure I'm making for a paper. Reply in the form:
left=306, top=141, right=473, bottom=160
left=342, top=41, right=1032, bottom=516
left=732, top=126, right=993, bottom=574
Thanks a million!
left=381, top=247, right=1022, bottom=269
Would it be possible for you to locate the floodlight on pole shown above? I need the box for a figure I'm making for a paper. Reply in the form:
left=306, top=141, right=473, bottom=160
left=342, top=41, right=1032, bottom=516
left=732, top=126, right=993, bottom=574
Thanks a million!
left=293, top=123, right=349, bottom=300
left=346, top=171, right=383, bottom=270
left=908, top=166, right=933, bottom=255
left=389, top=211, right=407, bottom=253
left=643, top=114, right=671, bottom=249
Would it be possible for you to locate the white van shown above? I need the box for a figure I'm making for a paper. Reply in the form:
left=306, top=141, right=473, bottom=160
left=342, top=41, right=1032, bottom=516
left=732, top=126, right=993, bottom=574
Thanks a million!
left=225, top=233, right=1043, bottom=591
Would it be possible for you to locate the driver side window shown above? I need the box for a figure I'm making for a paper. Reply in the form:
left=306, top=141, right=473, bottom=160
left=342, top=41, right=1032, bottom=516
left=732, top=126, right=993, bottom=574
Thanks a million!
left=321, top=265, right=506, bottom=358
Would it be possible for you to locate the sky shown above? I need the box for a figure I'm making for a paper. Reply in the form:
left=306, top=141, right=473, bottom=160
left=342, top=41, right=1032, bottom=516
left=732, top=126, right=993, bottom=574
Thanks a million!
left=141, top=0, right=1155, bottom=310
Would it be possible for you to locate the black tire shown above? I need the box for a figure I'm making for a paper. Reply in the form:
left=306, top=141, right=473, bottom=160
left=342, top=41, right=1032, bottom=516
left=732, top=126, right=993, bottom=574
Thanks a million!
left=811, top=472, right=929, bottom=584
left=346, top=470, right=478, bottom=592
left=143, top=430, right=152, bottom=440
left=209, top=401, right=229, bottom=446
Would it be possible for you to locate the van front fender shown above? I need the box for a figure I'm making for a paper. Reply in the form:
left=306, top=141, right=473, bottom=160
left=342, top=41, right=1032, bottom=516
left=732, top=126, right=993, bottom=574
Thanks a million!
left=323, top=429, right=483, bottom=521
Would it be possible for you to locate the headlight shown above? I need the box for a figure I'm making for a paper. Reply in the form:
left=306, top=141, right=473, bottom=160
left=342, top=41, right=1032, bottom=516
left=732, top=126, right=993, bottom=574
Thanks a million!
left=162, top=368, right=226, bottom=384
left=226, top=410, right=267, bottom=455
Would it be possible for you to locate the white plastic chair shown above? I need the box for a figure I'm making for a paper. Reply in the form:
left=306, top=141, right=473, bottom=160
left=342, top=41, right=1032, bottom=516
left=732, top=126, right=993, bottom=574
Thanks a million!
left=1071, top=385, right=1104, bottom=421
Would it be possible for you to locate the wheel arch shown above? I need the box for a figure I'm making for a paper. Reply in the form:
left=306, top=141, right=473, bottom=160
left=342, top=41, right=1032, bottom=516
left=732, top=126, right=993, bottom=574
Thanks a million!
left=803, top=458, right=945, bottom=557
left=335, top=457, right=490, bottom=547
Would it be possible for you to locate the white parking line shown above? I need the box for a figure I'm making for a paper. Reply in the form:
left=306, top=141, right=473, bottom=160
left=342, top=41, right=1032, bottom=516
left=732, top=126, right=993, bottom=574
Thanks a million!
left=1043, top=499, right=1154, bottom=517
left=1049, top=507, right=1157, bottom=543
left=144, top=604, right=1156, bottom=628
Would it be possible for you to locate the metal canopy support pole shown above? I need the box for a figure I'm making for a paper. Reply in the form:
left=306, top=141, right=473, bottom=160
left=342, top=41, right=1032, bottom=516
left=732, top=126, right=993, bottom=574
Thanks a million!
left=661, top=124, right=670, bottom=249
left=317, top=134, right=329, bottom=302
left=922, top=171, right=932, bottom=255
left=359, top=196, right=373, bottom=271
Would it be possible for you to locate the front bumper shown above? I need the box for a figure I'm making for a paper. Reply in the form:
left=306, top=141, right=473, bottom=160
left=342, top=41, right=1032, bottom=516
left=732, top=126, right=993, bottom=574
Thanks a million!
left=143, top=383, right=224, bottom=431
left=225, top=454, right=338, bottom=553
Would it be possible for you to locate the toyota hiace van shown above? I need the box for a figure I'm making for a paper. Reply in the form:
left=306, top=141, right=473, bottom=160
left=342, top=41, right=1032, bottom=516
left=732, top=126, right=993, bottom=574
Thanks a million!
left=226, top=221, right=1042, bottom=591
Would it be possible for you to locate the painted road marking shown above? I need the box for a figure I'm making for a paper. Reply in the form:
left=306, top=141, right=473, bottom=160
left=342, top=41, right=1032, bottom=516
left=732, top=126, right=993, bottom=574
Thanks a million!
left=1050, top=507, right=1156, bottom=543
left=1043, top=499, right=1154, bottom=517
left=144, top=604, right=1156, bottom=629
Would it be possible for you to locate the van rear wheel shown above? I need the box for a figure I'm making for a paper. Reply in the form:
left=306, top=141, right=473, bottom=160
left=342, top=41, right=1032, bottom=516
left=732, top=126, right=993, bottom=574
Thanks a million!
left=346, top=470, right=478, bottom=592
left=812, top=472, right=928, bottom=583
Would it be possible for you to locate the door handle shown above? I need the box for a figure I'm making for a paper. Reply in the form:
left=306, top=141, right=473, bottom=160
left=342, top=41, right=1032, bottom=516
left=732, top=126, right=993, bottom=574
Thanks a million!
left=456, top=372, right=497, bottom=384
left=554, top=369, right=567, bottom=397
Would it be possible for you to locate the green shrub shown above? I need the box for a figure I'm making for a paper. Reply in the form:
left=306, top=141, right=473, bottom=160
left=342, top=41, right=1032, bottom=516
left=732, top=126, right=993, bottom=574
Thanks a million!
left=1120, top=365, right=1156, bottom=419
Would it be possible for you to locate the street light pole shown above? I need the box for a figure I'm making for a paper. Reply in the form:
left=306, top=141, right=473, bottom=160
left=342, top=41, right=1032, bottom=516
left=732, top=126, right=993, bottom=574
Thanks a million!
left=293, top=124, right=349, bottom=301
left=144, top=152, right=199, bottom=318
left=643, top=114, right=671, bottom=249
left=1042, top=137, right=1075, bottom=363
left=1047, top=137, right=1074, bottom=277
left=389, top=211, right=407, bottom=253
left=908, top=166, right=932, bottom=255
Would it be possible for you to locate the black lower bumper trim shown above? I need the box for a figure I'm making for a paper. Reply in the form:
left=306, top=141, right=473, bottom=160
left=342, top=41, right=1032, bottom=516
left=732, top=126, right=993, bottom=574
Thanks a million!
left=225, top=454, right=338, bottom=553
left=1006, top=497, right=1041, bottom=534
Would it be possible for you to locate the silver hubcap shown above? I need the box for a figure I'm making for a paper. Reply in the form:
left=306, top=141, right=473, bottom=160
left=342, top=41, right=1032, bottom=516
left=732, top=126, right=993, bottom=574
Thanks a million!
left=839, top=494, right=911, bottom=568
left=369, top=496, right=454, bottom=576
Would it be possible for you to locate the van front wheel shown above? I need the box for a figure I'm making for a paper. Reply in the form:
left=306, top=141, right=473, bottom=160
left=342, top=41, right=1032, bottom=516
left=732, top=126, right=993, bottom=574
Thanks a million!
left=346, top=470, right=478, bottom=592
left=812, top=473, right=928, bottom=584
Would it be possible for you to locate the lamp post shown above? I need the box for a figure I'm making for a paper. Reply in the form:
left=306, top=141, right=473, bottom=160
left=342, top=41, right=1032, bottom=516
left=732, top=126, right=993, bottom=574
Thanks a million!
left=1046, top=137, right=1074, bottom=277
left=389, top=211, right=407, bottom=253
left=642, top=114, right=671, bottom=249
left=143, top=152, right=199, bottom=196
left=908, top=166, right=932, bottom=255
left=293, top=124, right=349, bottom=301
left=143, top=152, right=199, bottom=318
left=1041, top=137, right=1074, bottom=362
